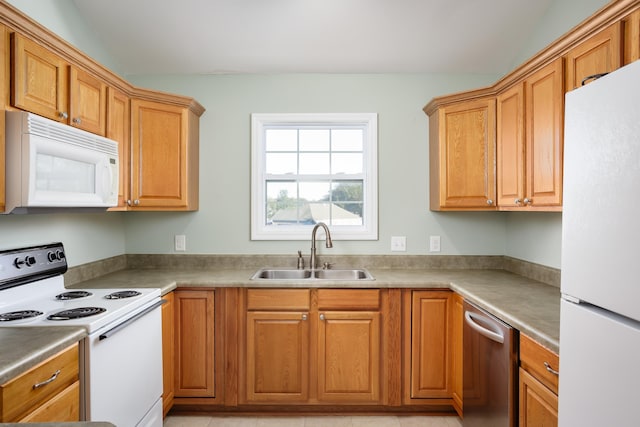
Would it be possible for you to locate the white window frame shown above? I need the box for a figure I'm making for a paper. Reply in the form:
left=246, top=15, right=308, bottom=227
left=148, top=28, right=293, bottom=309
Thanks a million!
left=251, top=113, right=378, bottom=240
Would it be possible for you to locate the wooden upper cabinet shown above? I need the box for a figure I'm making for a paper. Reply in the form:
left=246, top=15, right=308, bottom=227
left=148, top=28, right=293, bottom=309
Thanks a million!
left=624, top=9, right=640, bottom=65
left=11, top=32, right=68, bottom=122
left=69, top=66, right=107, bottom=135
left=429, top=98, right=497, bottom=211
left=496, top=83, right=525, bottom=209
left=565, top=22, right=623, bottom=90
left=106, top=87, right=131, bottom=210
left=130, top=99, right=199, bottom=210
left=523, top=58, right=564, bottom=210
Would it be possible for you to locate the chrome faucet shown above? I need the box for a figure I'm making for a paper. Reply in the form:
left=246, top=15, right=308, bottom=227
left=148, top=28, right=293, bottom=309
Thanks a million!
left=310, top=222, right=333, bottom=269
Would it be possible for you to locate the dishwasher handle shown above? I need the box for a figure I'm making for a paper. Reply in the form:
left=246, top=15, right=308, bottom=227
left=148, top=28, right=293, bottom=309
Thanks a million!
left=465, top=310, right=505, bottom=344
left=99, top=299, right=166, bottom=341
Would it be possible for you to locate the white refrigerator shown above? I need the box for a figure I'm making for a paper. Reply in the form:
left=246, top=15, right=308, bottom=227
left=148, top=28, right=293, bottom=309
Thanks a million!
left=560, top=59, right=640, bottom=426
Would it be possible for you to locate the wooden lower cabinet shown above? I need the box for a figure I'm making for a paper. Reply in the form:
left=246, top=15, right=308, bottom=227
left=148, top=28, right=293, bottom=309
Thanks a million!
left=519, top=334, right=559, bottom=427
left=161, top=291, right=175, bottom=416
left=450, top=293, right=464, bottom=416
left=0, top=344, right=79, bottom=423
left=242, top=288, right=384, bottom=405
left=174, top=289, right=215, bottom=398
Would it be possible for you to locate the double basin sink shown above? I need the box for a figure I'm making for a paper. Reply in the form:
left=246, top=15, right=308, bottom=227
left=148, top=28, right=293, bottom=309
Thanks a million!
left=251, top=268, right=374, bottom=281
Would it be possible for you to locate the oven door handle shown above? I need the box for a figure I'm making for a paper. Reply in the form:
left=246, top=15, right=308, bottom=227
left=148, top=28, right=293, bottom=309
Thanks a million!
left=99, top=299, right=166, bottom=341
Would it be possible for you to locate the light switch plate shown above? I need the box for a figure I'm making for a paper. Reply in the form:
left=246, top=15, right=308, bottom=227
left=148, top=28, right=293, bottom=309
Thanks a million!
left=391, top=236, right=406, bottom=252
left=175, top=235, right=186, bottom=251
left=429, top=235, right=441, bottom=252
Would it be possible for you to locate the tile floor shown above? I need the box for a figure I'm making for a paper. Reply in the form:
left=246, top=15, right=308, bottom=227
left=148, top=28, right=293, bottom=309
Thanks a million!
left=164, top=415, right=462, bottom=427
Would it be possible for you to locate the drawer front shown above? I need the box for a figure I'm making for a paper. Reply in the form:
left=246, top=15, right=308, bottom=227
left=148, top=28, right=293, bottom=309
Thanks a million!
left=19, top=381, right=80, bottom=423
left=0, top=344, right=79, bottom=422
left=317, top=289, right=380, bottom=310
left=247, top=289, right=310, bottom=311
left=520, top=334, right=559, bottom=394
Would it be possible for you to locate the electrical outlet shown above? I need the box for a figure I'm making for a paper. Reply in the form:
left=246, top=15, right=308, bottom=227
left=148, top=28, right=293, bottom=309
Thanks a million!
left=175, top=234, right=186, bottom=251
left=429, top=235, right=441, bottom=252
left=391, top=236, right=407, bottom=252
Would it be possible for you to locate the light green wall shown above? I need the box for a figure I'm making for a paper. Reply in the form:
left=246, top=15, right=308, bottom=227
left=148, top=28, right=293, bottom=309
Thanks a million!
left=124, top=73, right=505, bottom=256
left=0, top=0, right=613, bottom=268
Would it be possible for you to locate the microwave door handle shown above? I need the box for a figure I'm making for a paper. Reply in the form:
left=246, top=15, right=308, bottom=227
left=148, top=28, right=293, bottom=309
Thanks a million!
left=98, top=299, right=166, bottom=341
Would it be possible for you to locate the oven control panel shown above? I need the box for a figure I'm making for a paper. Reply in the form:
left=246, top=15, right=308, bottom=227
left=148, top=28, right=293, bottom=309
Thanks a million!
left=0, top=242, right=68, bottom=290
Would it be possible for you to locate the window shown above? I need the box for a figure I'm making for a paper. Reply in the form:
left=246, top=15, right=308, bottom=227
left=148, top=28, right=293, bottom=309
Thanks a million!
left=251, top=113, right=378, bottom=240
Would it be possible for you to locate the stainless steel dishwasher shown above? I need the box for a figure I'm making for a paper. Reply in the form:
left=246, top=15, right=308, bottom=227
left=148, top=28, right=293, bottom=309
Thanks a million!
left=463, top=301, right=518, bottom=427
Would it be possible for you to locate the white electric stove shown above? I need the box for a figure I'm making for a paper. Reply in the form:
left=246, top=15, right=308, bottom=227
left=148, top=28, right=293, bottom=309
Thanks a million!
left=0, top=242, right=164, bottom=427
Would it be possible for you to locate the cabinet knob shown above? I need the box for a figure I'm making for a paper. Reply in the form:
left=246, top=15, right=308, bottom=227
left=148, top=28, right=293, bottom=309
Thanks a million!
left=523, top=198, right=532, bottom=205
left=134, top=199, right=140, bottom=206
left=58, top=111, right=68, bottom=119
left=514, top=198, right=521, bottom=205
left=72, top=117, right=82, bottom=124
left=486, top=199, right=494, bottom=206
left=319, top=313, right=325, bottom=321
left=126, top=199, right=132, bottom=206
left=302, top=314, right=308, bottom=321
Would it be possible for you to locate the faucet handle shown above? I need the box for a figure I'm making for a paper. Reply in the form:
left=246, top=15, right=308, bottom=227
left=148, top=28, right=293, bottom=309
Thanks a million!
left=322, top=262, right=333, bottom=270
left=297, top=250, right=305, bottom=269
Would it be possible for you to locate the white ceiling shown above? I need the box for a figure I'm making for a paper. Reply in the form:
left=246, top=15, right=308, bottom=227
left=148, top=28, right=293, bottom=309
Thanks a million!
left=72, top=0, right=555, bottom=75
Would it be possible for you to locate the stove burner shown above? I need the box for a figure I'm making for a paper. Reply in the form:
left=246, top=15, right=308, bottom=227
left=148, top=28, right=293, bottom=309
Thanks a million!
left=0, top=310, right=44, bottom=322
left=104, top=290, right=142, bottom=300
left=55, top=290, right=93, bottom=300
left=47, top=307, right=106, bottom=320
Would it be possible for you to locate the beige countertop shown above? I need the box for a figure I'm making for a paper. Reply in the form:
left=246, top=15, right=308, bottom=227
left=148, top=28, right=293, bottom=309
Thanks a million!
left=69, top=267, right=561, bottom=353
left=0, top=326, right=86, bottom=385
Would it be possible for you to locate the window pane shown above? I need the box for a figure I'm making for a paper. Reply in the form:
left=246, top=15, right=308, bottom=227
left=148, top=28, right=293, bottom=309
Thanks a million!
left=266, top=129, right=297, bottom=151
left=332, top=153, right=363, bottom=174
left=332, top=129, right=363, bottom=151
left=299, top=153, right=330, bottom=174
left=330, top=181, right=363, bottom=226
left=299, top=129, right=329, bottom=151
left=266, top=181, right=297, bottom=224
left=299, top=181, right=330, bottom=203
left=266, top=153, right=297, bottom=174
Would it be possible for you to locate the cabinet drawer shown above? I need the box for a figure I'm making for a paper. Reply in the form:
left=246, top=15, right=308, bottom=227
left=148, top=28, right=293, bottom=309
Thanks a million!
left=19, top=381, right=80, bottom=422
left=317, top=289, right=380, bottom=310
left=247, top=289, right=310, bottom=311
left=520, top=334, right=559, bottom=394
left=0, top=344, right=79, bottom=422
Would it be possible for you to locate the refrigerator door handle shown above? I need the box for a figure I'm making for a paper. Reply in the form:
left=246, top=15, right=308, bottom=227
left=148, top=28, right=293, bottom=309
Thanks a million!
left=464, top=310, right=505, bottom=344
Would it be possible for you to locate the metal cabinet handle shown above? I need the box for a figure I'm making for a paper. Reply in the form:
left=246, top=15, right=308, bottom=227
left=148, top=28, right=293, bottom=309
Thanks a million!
left=72, top=117, right=82, bottom=124
left=544, top=361, right=559, bottom=376
left=486, top=199, right=494, bottom=205
left=319, top=313, right=325, bottom=321
left=58, top=112, right=68, bottom=119
left=523, top=198, right=532, bottom=205
left=302, top=314, right=308, bottom=320
left=514, top=198, right=521, bottom=205
left=133, top=199, right=140, bottom=206
left=33, top=369, right=61, bottom=389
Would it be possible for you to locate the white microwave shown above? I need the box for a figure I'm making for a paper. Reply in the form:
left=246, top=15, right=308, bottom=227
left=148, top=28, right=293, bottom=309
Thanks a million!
left=4, top=111, right=119, bottom=214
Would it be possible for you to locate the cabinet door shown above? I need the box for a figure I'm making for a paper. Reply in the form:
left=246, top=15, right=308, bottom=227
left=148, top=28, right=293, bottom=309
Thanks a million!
left=245, top=311, right=310, bottom=402
left=68, top=67, right=106, bottom=135
left=566, top=22, right=623, bottom=90
left=317, top=310, right=381, bottom=403
left=18, top=382, right=79, bottom=423
left=11, top=33, right=68, bottom=122
left=624, top=9, right=640, bottom=65
left=174, top=290, right=215, bottom=398
left=451, top=293, right=463, bottom=416
left=130, top=99, right=190, bottom=209
left=106, top=87, right=131, bottom=210
left=524, top=58, right=564, bottom=208
left=430, top=98, right=496, bottom=210
left=161, top=292, right=175, bottom=415
left=408, top=290, right=451, bottom=399
left=519, top=368, right=558, bottom=427
left=496, top=83, right=525, bottom=209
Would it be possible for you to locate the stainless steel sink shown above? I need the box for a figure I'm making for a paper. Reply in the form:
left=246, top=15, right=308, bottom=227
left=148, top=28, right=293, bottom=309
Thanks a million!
left=251, top=268, right=374, bottom=281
